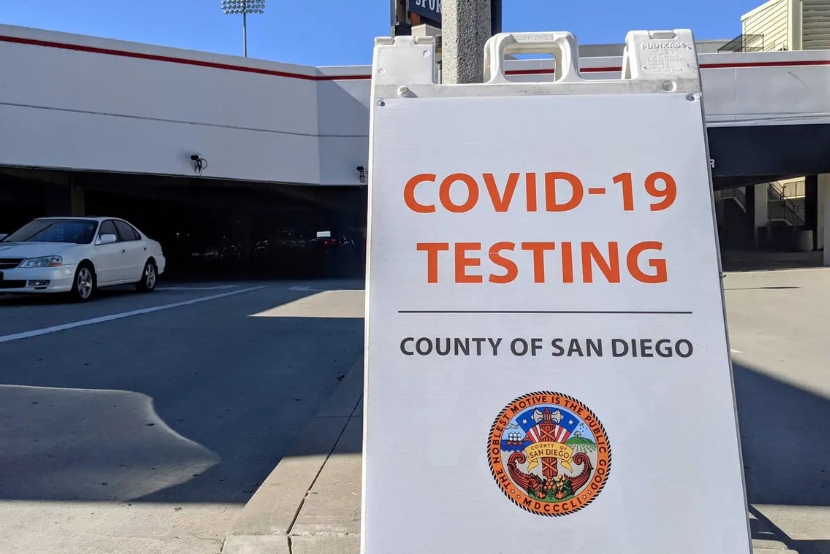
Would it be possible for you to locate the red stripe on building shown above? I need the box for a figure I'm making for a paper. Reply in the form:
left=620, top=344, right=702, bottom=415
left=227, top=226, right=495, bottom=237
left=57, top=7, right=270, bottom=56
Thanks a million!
left=4, top=34, right=830, bottom=82
left=0, top=34, right=368, bottom=82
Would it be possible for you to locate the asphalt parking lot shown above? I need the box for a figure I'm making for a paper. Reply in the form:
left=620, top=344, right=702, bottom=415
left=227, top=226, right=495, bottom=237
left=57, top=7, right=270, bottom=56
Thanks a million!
left=1, top=268, right=828, bottom=554
left=724, top=268, right=830, bottom=554
left=0, top=281, right=365, bottom=554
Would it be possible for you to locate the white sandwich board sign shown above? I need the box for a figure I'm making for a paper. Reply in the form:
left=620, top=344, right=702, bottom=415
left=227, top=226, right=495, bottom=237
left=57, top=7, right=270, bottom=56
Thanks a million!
left=363, top=30, right=751, bottom=554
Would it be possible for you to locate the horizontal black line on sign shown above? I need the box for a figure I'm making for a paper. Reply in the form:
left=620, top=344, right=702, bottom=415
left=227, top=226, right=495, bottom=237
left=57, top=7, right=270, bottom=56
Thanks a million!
left=398, top=310, right=694, bottom=315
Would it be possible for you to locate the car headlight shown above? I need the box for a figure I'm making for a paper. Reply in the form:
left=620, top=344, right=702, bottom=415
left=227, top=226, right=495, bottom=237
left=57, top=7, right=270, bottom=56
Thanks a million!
left=19, top=255, right=63, bottom=269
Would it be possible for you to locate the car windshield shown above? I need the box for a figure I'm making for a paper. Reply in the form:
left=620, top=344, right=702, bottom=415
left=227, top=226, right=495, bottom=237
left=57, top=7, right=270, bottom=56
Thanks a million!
left=2, top=219, right=98, bottom=244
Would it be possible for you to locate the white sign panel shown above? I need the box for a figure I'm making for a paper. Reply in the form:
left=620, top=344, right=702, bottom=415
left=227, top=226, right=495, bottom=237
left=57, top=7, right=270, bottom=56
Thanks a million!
left=363, top=31, right=751, bottom=554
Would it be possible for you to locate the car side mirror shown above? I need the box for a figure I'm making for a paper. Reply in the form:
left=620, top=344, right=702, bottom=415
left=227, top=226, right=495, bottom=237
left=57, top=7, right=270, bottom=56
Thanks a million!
left=97, top=234, right=117, bottom=245
left=0, top=234, right=7, bottom=241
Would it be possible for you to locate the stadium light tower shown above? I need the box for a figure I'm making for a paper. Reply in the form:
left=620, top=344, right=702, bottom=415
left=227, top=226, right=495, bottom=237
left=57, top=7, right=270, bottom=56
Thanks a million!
left=221, top=0, right=265, bottom=57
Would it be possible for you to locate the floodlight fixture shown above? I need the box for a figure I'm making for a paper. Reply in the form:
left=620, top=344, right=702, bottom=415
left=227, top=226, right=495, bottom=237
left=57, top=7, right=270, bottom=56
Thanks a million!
left=221, top=0, right=266, bottom=57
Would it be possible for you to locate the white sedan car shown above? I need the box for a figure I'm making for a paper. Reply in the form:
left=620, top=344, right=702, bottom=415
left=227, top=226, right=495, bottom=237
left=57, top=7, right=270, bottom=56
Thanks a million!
left=0, top=217, right=166, bottom=302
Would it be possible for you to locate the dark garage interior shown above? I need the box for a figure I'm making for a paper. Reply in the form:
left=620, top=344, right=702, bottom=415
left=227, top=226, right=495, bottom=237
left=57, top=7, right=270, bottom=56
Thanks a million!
left=0, top=168, right=367, bottom=281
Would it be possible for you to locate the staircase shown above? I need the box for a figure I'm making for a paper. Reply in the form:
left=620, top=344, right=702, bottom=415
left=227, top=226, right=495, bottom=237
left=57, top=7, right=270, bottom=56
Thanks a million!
left=719, top=182, right=804, bottom=227
left=766, top=181, right=805, bottom=226
left=721, top=186, right=747, bottom=210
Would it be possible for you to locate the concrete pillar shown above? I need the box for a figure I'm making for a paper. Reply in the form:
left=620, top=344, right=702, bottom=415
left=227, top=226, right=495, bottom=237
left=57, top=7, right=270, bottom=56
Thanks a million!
left=70, top=185, right=85, bottom=216
left=805, top=175, right=818, bottom=250
left=441, top=0, right=491, bottom=84
left=753, top=183, right=768, bottom=247
left=788, top=0, right=803, bottom=52
left=43, top=173, right=85, bottom=217
left=713, top=190, right=725, bottom=229
left=819, top=174, right=830, bottom=265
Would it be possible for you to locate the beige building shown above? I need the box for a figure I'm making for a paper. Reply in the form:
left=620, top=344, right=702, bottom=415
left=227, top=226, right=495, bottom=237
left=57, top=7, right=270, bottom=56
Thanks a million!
left=741, top=0, right=830, bottom=51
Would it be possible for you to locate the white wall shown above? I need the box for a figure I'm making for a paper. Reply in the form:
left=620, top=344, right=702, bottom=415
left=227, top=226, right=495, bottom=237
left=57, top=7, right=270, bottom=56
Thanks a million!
left=4, top=24, right=830, bottom=188
left=0, top=25, right=330, bottom=185
left=697, top=50, right=830, bottom=127
left=498, top=49, right=830, bottom=128
left=315, top=75, right=371, bottom=186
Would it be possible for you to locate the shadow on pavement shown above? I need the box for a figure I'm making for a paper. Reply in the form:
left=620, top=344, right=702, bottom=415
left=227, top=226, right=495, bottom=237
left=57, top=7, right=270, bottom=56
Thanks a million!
left=721, top=250, right=824, bottom=272
left=734, top=362, right=830, bottom=553
left=0, top=282, right=827, bottom=552
left=0, top=385, right=219, bottom=501
left=734, top=363, right=830, bottom=507
left=0, top=284, right=365, bottom=506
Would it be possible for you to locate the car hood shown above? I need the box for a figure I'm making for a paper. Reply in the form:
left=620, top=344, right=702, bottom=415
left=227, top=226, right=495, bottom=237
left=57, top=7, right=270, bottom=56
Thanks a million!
left=0, top=242, right=79, bottom=258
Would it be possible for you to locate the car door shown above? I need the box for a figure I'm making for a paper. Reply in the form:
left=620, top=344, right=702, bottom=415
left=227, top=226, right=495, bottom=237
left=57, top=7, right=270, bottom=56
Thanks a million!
left=114, top=220, right=145, bottom=282
left=93, top=220, right=124, bottom=285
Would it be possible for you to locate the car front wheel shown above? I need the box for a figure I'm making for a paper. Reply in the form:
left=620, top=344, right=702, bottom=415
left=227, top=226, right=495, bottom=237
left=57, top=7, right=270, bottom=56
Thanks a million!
left=136, top=260, right=157, bottom=293
left=70, top=263, right=95, bottom=302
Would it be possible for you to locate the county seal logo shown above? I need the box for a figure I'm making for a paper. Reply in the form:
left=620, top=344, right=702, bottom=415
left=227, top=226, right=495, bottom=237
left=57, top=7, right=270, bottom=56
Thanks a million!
left=488, top=392, right=611, bottom=516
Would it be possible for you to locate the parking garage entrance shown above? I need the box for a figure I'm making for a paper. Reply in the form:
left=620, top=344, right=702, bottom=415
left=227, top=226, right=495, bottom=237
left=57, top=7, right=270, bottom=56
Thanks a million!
left=0, top=168, right=367, bottom=281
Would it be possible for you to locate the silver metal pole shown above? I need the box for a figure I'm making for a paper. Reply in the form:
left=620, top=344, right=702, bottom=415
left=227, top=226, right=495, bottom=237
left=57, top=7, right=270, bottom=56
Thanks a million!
left=243, top=11, right=248, bottom=57
left=442, top=0, right=492, bottom=84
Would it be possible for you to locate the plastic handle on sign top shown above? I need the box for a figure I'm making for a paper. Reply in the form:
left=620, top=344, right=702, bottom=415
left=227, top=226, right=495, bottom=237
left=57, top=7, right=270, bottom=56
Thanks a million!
left=622, top=30, right=699, bottom=84
left=483, top=31, right=582, bottom=84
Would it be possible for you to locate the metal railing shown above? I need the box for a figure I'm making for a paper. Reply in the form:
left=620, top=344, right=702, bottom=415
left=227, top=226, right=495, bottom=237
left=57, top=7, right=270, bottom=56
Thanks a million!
left=767, top=180, right=805, bottom=201
left=720, top=183, right=805, bottom=226
left=768, top=182, right=784, bottom=202
left=768, top=200, right=805, bottom=226
left=766, top=181, right=806, bottom=226
left=718, top=33, right=765, bottom=53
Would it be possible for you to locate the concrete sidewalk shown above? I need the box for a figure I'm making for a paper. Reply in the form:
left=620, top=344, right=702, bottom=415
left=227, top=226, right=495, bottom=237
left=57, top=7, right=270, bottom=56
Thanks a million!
left=222, top=358, right=363, bottom=554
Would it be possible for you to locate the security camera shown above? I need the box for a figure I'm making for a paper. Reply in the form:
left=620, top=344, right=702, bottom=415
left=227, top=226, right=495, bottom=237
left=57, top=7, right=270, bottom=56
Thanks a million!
left=190, top=154, right=208, bottom=177
left=356, top=165, right=365, bottom=172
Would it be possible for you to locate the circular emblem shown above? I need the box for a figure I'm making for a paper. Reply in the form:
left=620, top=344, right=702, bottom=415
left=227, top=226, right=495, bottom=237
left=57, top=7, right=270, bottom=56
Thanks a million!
left=488, top=392, right=611, bottom=517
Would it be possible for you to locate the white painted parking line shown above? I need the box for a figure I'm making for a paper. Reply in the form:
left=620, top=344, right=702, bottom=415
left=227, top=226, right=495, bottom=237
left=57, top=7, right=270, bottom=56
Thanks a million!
left=0, top=286, right=267, bottom=345
left=157, top=285, right=239, bottom=291
left=289, top=285, right=329, bottom=292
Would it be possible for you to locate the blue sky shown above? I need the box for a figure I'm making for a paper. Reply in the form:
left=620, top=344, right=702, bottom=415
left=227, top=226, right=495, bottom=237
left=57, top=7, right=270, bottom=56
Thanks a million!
left=1, top=0, right=764, bottom=66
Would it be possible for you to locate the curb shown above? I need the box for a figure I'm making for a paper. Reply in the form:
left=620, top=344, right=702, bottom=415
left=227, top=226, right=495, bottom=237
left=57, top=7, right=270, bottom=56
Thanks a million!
left=222, top=357, right=364, bottom=554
